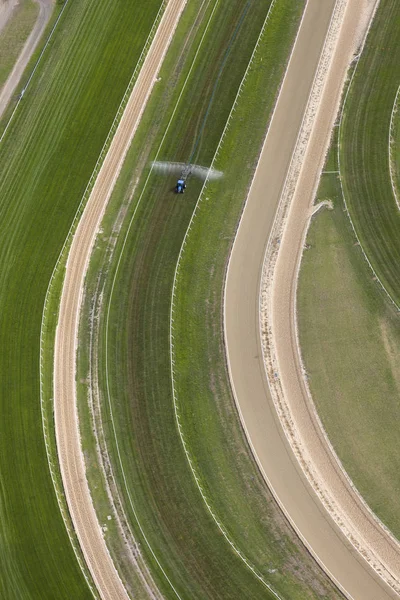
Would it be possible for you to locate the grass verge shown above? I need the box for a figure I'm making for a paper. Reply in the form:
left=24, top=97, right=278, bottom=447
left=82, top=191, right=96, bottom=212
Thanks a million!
left=0, top=0, right=39, bottom=90
left=0, top=0, right=163, bottom=597
left=78, top=0, right=343, bottom=598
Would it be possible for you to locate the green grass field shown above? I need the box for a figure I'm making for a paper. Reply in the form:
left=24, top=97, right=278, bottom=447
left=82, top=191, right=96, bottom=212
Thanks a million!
left=0, top=0, right=39, bottom=90
left=340, top=0, right=400, bottom=304
left=77, top=0, right=343, bottom=598
left=0, top=0, right=163, bottom=597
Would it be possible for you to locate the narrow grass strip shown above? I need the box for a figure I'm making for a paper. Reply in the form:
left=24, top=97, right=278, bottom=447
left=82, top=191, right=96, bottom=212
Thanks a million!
left=102, top=4, right=221, bottom=598
left=170, top=3, right=283, bottom=597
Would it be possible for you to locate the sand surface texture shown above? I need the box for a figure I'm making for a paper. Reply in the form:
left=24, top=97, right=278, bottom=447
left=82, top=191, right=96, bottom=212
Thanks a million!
left=0, top=0, right=18, bottom=33
left=54, top=1, right=187, bottom=599
left=225, top=0, right=399, bottom=598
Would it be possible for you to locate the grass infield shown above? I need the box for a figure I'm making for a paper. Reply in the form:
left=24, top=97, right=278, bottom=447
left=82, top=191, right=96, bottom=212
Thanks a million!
left=78, top=0, right=343, bottom=598
left=0, top=0, right=162, bottom=597
left=298, top=174, right=400, bottom=540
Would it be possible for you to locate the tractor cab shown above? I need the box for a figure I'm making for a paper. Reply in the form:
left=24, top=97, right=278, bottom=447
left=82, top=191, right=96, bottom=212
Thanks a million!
left=176, top=179, right=186, bottom=193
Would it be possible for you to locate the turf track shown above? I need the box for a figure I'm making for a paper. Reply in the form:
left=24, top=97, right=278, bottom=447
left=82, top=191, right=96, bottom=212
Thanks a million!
left=340, top=0, right=400, bottom=305
left=78, top=0, right=343, bottom=597
left=0, top=0, right=162, bottom=597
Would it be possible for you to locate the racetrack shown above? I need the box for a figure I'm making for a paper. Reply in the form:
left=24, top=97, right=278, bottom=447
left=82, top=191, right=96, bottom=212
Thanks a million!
left=54, top=1, right=187, bottom=598
left=0, top=0, right=53, bottom=118
left=0, top=0, right=18, bottom=33
left=225, top=0, right=399, bottom=598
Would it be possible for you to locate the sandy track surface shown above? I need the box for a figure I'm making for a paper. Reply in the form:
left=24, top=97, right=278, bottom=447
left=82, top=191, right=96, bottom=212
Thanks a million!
left=0, top=0, right=18, bottom=33
left=0, top=0, right=54, bottom=118
left=261, top=0, right=400, bottom=595
left=54, top=1, right=187, bottom=599
left=225, top=0, right=399, bottom=598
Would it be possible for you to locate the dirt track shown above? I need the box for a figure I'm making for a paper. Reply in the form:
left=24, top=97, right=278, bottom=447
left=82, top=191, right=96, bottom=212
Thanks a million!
left=0, top=0, right=53, bottom=118
left=54, top=1, right=187, bottom=598
left=0, top=0, right=18, bottom=33
left=225, top=0, right=399, bottom=598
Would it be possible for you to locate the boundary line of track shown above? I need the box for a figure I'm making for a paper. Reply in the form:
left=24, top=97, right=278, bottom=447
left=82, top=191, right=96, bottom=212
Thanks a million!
left=169, top=1, right=288, bottom=597
left=389, top=83, right=400, bottom=211
left=39, top=1, right=168, bottom=595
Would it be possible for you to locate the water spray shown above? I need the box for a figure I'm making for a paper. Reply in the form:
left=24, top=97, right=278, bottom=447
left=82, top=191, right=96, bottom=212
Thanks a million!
left=152, top=0, right=252, bottom=193
left=152, top=161, right=223, bottom=182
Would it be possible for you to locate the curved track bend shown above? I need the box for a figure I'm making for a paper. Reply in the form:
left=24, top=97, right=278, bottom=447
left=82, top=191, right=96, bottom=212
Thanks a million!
left=225, top=0, right=399, bottom=598
left=0, top=0, right=18, bottom=33
left=54, top=1, right=187, bottom=598
left=0, top=0, right=54, bottom=118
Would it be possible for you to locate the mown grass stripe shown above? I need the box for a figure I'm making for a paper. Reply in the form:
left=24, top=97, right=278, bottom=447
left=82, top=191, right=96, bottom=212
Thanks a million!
left=0, top=0, right=163, bottom=596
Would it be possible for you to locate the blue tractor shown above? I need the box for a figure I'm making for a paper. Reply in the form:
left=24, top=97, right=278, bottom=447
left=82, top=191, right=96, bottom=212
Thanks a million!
left=176, top=165, right=191, bottom=193
left=176, top=179, right=186, bottom=193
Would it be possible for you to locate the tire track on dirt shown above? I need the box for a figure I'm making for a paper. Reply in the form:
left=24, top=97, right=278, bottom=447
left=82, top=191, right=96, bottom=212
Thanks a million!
left=0, top=0, right=18, bottom=33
